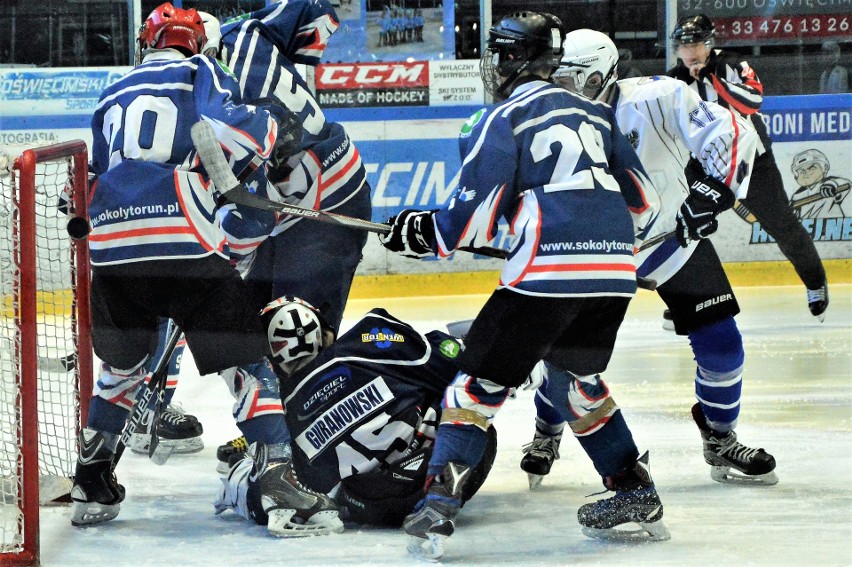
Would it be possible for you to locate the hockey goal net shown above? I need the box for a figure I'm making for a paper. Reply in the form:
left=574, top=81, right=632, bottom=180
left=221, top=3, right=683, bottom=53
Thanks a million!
left=0, top=141, right=92, bottom=565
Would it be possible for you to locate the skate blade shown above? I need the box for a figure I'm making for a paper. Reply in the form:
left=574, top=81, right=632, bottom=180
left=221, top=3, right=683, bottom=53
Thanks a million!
left=710, top=466, right=778, bottom=486
left=581, top=519, right=671, bottom=542
left=407, top=533, right=446, bottom=562
left=267, top=508, right=344, bottom=537
left=527, top=473, right=544, bottom=490
left=129, top=434, right=204, bottom=455
left=71, top=501, right=120, bottom=527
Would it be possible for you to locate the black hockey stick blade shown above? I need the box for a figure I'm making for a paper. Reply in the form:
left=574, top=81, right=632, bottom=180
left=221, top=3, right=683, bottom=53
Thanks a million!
left=115, top=322, right=182, bottom=465
left=190, top=120, right=508, bottom=260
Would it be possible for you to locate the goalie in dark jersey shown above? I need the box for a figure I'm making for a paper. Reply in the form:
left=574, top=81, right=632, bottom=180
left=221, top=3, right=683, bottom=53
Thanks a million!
left=214, top=299, right=496, bottom=528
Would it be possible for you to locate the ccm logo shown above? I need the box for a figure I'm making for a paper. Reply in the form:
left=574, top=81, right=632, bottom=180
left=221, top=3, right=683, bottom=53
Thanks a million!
left=318, top=63, right=427, bottom=88
left=695, top=294, right=732, bottom=312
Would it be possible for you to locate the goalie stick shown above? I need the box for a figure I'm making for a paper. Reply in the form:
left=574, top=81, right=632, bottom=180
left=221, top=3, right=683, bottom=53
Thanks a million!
left=190, top=120, right=510, bottom=260
left=113, top=320, right=182, bottom=466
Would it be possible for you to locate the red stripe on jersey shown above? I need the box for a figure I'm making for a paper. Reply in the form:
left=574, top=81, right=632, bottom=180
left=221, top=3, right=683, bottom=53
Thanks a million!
left=725, top=111, right=740, bottom=187
left=625, top=170, right=651, bottom=214
left=526, top=262, right=635, bottom=273
left=175, top=171, right=215, bottom=253
left=711, top=75, right=758, bottom=116
left=88, top=226, right=195, bottom=242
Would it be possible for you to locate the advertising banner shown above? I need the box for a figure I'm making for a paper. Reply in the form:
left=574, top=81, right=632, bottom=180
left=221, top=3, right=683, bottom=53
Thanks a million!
left=316, top=60, right=484, bottom=108
left=2, top=66, right=849, bottom=274
left=677, top=0, right=852, bottom=46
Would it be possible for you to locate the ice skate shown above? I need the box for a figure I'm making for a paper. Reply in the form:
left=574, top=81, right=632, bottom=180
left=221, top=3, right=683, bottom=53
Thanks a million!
left=404, top=461, right=472, bottom=561
left=216, top=435, right=249, bottom=473
left=71, top=429, right=125, bottom=527
left=248, top=442, right=343, bottom=537
left=520, top=430, right=562, bottom=490
left=128, top=403, right=204, bottom=455
left=692, top=404, right=778, bottom=485
left=806, top=280, right=829, bottom=322
left=577, top=451, right=670, bottom=542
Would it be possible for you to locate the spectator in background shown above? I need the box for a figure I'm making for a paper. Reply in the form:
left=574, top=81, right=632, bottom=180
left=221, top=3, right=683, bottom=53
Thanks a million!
left=617, top=48, right=643, bottom=78
left=819, top=41, right=848, bottom=94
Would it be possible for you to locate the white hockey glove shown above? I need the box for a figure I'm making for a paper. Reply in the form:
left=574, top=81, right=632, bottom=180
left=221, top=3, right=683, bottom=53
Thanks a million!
left=379, top=209, right=436, bottom=259
left=675, top=174, right=735, bottom=248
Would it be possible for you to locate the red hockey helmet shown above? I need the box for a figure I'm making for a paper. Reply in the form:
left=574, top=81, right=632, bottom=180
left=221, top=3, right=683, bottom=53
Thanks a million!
left=138, top=3, right=206, bottom=60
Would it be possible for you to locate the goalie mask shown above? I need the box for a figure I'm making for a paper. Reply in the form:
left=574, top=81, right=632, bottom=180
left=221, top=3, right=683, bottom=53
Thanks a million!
left=480, top=11, right=564, bottom=100
left=137, top=3, right=206, bottom=64
left=261, top=296, right=327, bottom=376
left=553, top=29, right=619, bottom=101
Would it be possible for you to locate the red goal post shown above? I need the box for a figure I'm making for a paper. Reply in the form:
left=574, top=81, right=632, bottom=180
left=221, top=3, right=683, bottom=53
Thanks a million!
left=0, top=141, right=93, bottom=566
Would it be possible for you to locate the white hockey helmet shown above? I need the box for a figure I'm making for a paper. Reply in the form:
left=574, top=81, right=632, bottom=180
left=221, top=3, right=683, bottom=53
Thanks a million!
left=791, top=149, right=830, bottom=176
left=260, top=296, right=326, bottom=376
left=552, top=29, right=619, bottom=101
left=197, top=11, right=221, bottom=58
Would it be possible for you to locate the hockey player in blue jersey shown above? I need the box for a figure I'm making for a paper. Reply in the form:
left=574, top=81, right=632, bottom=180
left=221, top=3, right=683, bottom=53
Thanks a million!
left=520, top=30, right=778, bottom=493
left=214, top=301, right=497, bottom=528
left=147, top=1, right=372, bottom=459
left=379, top=12, right=668, bottom=560
left=214, top=0, right=371, bottom=335
left=72, top=3, right=341, bottom=536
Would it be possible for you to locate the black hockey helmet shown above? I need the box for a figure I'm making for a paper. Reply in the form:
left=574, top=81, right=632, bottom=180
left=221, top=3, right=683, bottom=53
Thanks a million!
left=480, top=11, right=565, bottom=99
left=672, top=14, right=715, bottom=46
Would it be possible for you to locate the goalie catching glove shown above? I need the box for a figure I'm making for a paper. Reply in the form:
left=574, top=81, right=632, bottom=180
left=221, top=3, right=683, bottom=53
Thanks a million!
left=380, top=209, right=437, bottom=258
left=675, top=173, right=735, bottom=247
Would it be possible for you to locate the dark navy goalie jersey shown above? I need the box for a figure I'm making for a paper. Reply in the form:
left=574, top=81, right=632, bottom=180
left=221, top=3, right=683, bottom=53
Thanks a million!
left=282, top=309, right=462, bottom=494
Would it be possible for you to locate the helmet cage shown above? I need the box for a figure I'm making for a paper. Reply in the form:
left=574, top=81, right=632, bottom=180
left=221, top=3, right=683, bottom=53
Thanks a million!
left=480, top=12, right=563, bottom=99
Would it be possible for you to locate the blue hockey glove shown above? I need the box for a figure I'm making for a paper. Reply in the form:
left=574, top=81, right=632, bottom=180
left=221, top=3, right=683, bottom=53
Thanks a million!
left=675, top=174, right=735, bottom=247
left=379, top=209, right=436, bottom=259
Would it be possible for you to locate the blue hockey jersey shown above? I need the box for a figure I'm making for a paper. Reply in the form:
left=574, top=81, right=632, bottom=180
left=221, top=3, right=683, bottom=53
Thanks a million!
left=283, top=308, right=461, bottom=494
left=218, top=0, right=367, bottom=253
left=87, top=50, right=277, bottom=266
left=433, top=80, right=660, bottom=297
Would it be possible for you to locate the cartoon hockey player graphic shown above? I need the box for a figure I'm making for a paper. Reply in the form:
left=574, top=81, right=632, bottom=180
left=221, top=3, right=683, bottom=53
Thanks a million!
left=790, top=149, right=850, bottom=219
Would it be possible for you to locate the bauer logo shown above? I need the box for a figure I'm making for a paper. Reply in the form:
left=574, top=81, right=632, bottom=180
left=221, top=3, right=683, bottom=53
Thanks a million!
left=695, top=294, right=732, bottom=312
left=295, top=377, right=393, bottom=459
left=362, top=328, right=405, bottom=348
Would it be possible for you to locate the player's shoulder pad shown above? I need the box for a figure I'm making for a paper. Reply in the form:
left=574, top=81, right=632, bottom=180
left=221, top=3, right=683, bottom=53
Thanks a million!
left=459, top=108, right=488, bottom=139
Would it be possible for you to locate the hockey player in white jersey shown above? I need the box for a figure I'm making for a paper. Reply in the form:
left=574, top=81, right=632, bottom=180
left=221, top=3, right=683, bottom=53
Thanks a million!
left=381, top=12, right=669, bottom=559
left=72, top=3, right=341, bottom=536
left=520, top=29, right=777, bottom=496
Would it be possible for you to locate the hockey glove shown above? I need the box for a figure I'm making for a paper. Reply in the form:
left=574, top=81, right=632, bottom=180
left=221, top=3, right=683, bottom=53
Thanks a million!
left=675, top=174, right=736, bottom=247
left=380, top=209, right=437, bottom=259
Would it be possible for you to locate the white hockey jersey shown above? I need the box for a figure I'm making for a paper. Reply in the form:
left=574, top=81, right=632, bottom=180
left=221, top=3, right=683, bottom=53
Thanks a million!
left=611, top=76, right=758, bottom=286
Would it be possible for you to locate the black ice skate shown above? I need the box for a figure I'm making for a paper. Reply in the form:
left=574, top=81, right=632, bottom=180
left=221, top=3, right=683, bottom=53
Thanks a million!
left=806, top=280, right=829, bottom=322
left=247, top=442, right=343, bottom=537
left=216, top=435, right=249, bottom=473
left=692, top=403, right=778, bottom=485
left=128, top=403, right=204, bottom=455
left=404, top=461, right=472, bottom=561
left=520, top=430, right=562, bottom=490
left=71, top=428, right=125, bottom=527
left=577, top=451, right=670, bottom=542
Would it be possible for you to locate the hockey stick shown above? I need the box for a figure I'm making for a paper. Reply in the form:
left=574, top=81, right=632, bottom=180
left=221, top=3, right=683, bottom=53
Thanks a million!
left=191, top=120, right=509, bottom=260
left=790, top=183, right=850, bottom=210
left=113, top=321, right=182, bottom=467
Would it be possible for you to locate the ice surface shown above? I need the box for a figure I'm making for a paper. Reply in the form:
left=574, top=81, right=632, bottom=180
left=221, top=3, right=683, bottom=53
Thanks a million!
left=39, top=285, right=852, bottom=566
